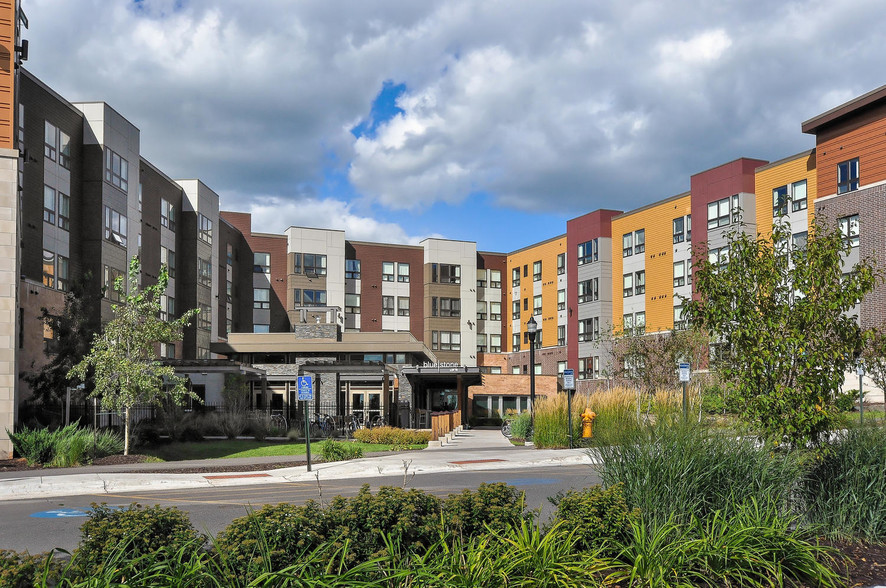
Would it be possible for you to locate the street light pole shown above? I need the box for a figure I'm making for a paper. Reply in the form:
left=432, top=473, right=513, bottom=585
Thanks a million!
left=527, top=316, right=537, bottom=435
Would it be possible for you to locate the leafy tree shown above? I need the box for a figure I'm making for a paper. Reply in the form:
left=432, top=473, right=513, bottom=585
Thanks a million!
left=70, top=257, right=199, bottom=454
left=683, top=221, right=879, bottom=446
left=605, top=327, right=710, bottom=394
left=21, top=273, right=102, bottom=425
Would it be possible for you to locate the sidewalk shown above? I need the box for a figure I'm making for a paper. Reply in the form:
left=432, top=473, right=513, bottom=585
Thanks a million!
left=0, top=429, right=596, bottom=501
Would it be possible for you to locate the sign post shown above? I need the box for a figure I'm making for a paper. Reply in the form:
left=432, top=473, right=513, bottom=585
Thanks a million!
left=678, top=362, right=691, bottom=421
left=297, top=376, right=314, bottom=471
left=563, top=369, right=575, bottom=448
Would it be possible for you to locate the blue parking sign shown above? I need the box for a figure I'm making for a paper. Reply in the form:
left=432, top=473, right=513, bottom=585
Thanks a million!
left=297, top=376, right=313, bottom=401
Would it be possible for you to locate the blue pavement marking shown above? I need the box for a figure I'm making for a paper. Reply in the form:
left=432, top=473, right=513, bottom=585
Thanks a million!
left=487, top=478, right=560, bottom=486
left=30, top=508, right=89, bottom=518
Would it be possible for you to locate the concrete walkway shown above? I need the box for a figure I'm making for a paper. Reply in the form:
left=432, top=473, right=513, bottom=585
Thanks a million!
left=0, top=429, right=596, bottom=501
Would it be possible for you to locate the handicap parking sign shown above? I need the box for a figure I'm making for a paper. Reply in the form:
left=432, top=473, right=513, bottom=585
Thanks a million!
left=297, top=376, right=313, bottom=401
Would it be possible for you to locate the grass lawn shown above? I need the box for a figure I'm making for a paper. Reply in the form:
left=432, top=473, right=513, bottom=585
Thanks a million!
left=143, top=439, right=426, bottom=462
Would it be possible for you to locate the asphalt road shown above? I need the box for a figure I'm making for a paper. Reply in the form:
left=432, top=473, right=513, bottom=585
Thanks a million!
left=0, top=464, right=601, bottom=554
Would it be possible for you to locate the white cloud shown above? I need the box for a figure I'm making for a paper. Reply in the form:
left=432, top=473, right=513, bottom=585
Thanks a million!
left=655, top=29, right=733, bottom=79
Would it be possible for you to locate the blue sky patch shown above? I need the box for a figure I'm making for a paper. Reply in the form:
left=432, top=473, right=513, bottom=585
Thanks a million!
left=351, top=81, right=406, bottom=140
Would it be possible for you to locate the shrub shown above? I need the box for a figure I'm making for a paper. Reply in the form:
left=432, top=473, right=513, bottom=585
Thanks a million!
left=250, top=415, right=270, bottom=441
left=0, top=550, right=61, bottom=588
left=353, top=426, right=431, bottom=446
left=320, top=439, right=364, bottom=462
left=801, top=426, right=886, bottom=540
left=533, top=393, right=573, bottom=448
left=8, top=426, right=55, bottom=464
left=73, top=503, right=202, bottom=576
left=551, top=484, right=638, bottom=554
left=443, top=482, right=527, bottom=537
left=510, top=411, right=532, bottom=440
left=8, top=424, right=123, bottom=466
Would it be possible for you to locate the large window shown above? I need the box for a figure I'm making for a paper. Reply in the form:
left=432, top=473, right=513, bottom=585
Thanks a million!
left=578, top=318, right=599, bottom=342
left=398, top=262, right=410, bottom=282
left=303, top=289, right=327, bottom=306
left=674, top=305, right=686, bottom=330
left=303, top=253, right=327, bottom=276
left=791, top=180, right=808, bottom=212
left=59, top=130, right=71, bottom=169
left=622, top=233, right=633, bottom=257
left=533, top=260, right=542, bottom=281
left=578, top=239, right=598, bottom=264
left=512, top=267, right=521, bottom=287
left=382, top=296, right=394, bottom=316
left=44, top=121, right=57, bottom=160
left=837, top=158, right=859, bottom=194
left=490, top=269, right=501, bottom=288
left=345, top=293, right=361, bottom=314
left=707, top=195, right=739, bottom=229
left=382, top=262, right=395, bottom=282
left=557, top=253, right=565, bottom=275
left=578, top=278, right=598, bottom=303
left=674, top=261, right=686, bottom=287
left=253, top=252, right=271, bottom=274
left=490, top=301, right=501, bottom=321
left=103, top=265, right=123, bottom=302
left=623, top=273, right=634, bottom=297
left=432, top=263, right=460, bottom=284
left=635, top=270, right=646, bottom=295
left=254, top=288, right=270, bottom=309
left=512, top=333, right=521, bottom=352
left=161, top=246, right=176, bottom=278
left=42, top=250, right=54, bottom=288
left=57, top=192, right=70, bottom=231
left=433, top=297, right=460, bottom=317
left=477, top=301, right=487, bottom=320
left=490, top=334, right=501, bottom=353
left=708, top=246, right=729, bottom=268
left=103, top=206, right=127, bottom=247
left=198, top=304, right=212, bottom=331
left=198, top=213, right=213, bottom=244
left=346, top=259, right=361, bottom=279
left=839, top=214, right=860, bottom=248
left=634, top=229, right=645, bottom=254
left=558, top=325, right=566, bottom=346
left=105, top=147, right=129, bottom=192
left=477, top=334, right=487, bottom=353
left=773, top=186, right=788, bottom=217
left=558, top=289, right=566, bottom=310
left=433, top=331, right=461, bottom=351
left=43, top=185, right=56, bottom=224
left=512, top=300, right=521, bottom=320
left=397, top=297, right=410, bottom=316
left=57, top=255, right=69, bottom=292
left=673, top=216, right=685, bottom=243
left=198, top=257, right=212, bottom=287
left=533, top=295, right=542, bottom=315
left=160, top=198, right=176, bottom=231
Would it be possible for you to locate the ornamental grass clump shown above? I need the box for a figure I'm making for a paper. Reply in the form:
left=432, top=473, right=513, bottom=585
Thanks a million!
left=7, top=424, right=123, bottom=466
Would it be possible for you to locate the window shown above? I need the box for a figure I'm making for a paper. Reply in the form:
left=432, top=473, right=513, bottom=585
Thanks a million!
left=44, top=121, right=59, bottom=160
left=161, top=246, right=176, bottom=279
left=578, top=318, right=596, bottom=342
left=197, top=304, right=211, bottom=331
left=533, top=260, right=542, bottom=281
left=104, top=206, right=127, bottom=247
left=674, top=305, right=686, bottom=330
left=43, top=185, right=56, bottom=224
left=227, top=244, right=234, bottom=266
left=160, top=343, right=176, bottom=359
left=524, top=265, right=528, bottom=277
left=512, top=333, right=521, bottom=352
left=345, top=293, right=361, bottom=314
left=512, top=366, right=521, bottom=375
left=674, top=261, right=685, bottom=287
left=196, top=213, right=212, bottom=244
left=579, top=358, right=590, bottom=380
left=490, top=301, right=502, bottom=320
left=512, top=267, right=521, bottom=287
left=673, top=216, right=685, bottom=243
left=397, top=297, right=410, bottom=316
left=59, top=130, right=71, bottom=169
left=292, top=289, right=301, bottom=306
left=198, top=257, right=212, bottom=287
left=707, top=195, right=738, bottom=229
left=623, top=273, right=634, bottom=297
left=346, top=259, right=361, bottom=279
left=438, top=331, right=460, bottom=351
left=226, top=280, right=232, bottom=301
left=557, top=253, right=565, bottom=275
left=432, top=263, right=460, bottom=284
left=534, top=364, right=542, bottom=375
left=623, top=313, right=634, bottom=335
left=303, top=289, right=327, bottom=306
left=792, top=231, right=808, bottom=251
left=42, top=250, right=54, bottom=288
left=558, top=325, right=566, bottom=346
left=791, top=180, right=808, bottom=212
left=558, top=289, right=566, bottom=310
left=138, top=184, right=142, bottom=213
left=382, top=262, right=395, bottom=282
left=837, top=158, right=859, bottom=194
left=523, top=298, right=528, bottom=311
left=477, top=301, right=487, bottom=320
left=57, top=255, right=69, bottom=292
left=634, top=229, right=645, bottom=254
left=578, top=278, right=598, bottom=303
left=159, top=294, right=176, bottom=321
left=303, top=253, right=327, bottom=276
left=253, top=252, right=271, bottom=274
left=103, top=265, right=123, bottom=302
left=477, top=271, right=486, bottom=288
left=433, top=297, right=460, bottom=317
left=578, top=239, right=598, bottom=264
left=477, top=333, right=487, bottom=353
left=708, top=246, right=729, bottom=268
left=197, top=347, right=211, bottom=360
left=839, top=214, right=859, bottom=248
left=533, top=295, right=542, bottom=315
left=490, top=269, right=501, bottom=288
left=382, top=296, right=394, bottom=316
left=160, top=199, right=175, bottom=231
left=773, top=186, right=788, bottom=217
left=512, top=300, right=521, bottom=320
left=105, top=148, right=129, bottom=192
left=253, top=324, right=270, bottom=334
left=622, top=232, right=633, bottom=257
left=635, top=312, right=646, bottom=335
left=254, top=288, right=270, bottom=309
left=635, top=270, right=646, bottom=295
left=490, top=334, right=502, bottom=353
left=686, top=215, right=692, bottom=240
left=397, top=262, right=410, bottom=282
left=57, top=192, right=70, bottom=230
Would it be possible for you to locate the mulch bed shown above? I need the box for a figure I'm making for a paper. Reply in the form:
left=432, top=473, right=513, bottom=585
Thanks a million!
left=3, top=456, right=886, bottom=585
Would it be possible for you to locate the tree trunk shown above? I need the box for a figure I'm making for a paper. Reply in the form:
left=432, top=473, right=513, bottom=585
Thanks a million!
left=124, top=405, right=130, bottom=456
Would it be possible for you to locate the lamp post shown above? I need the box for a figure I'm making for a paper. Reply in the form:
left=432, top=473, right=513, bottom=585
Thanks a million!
left=527, top=316, right=537, bottom=435
left=857, top=360, right=865, bottom=425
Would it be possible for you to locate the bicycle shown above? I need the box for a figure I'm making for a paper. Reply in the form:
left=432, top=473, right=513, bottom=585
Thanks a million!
left=501, top=419, right=512, bottom=438
left=310, top=413, right=336, bottom=438
left=343, top=413, right=361, bottom=437
left=269, top=411, right=288, bottom=433
left=368, top=414, right=386, bottom=429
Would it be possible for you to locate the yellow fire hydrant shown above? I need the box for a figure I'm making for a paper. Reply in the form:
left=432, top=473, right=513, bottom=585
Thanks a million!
left=581, top=409, right=597, bottom=438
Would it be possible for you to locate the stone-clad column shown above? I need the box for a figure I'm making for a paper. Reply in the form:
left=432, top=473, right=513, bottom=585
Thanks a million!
left=0, top=148, right=19, bottom=458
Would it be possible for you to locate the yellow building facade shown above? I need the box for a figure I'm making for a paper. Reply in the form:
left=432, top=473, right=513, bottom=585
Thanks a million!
left=754, top=150, right=817, bottom=241
left=506, top=235, right=567, bottom=352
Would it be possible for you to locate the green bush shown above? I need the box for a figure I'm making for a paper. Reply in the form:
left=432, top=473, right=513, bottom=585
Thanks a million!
left=443, top=482, right=527, bottom=537
left=73, top=503, right=203, bottom=576
left=320, top=439, right=364, bottom=461
left=802, top=426, right=886, bottom=540
left=7, top=424, right=123, bottom=466
left=0, top=550, right=60, bottom=588
left=551, top=484, right=638, bottom=554
left=509, top=411, right=532, bottom=440
left=353, top=426, right=431, bottom=445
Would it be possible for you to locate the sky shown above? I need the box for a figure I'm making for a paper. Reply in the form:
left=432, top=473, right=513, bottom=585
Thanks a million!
left=20, top=0, right=886, bottom=252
